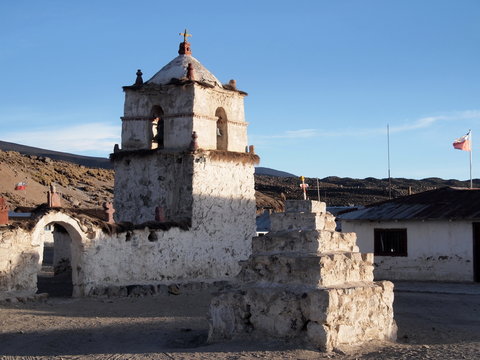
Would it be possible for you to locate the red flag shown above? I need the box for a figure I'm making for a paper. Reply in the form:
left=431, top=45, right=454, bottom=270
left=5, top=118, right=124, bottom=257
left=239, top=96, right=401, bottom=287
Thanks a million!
left=453, top=131, right=471, bottom=151
left=14, top=182, right=27, bottom=190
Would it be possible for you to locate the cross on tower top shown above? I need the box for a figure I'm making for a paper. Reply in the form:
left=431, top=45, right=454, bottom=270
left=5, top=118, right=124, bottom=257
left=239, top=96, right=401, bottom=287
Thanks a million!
left=178, top=28, right=193, bottom=55
left=179, top=29, right=192, bottom=43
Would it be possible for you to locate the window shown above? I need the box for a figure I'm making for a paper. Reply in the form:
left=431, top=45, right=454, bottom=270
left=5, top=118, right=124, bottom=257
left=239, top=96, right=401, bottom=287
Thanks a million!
left=374, top=228, right=407, bottom=256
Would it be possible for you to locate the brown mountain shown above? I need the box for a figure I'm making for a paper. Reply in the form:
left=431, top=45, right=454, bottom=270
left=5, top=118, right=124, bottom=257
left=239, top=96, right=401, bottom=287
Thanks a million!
left=0, top=150, right=113, bottom=209
left=0, top=142, right=478, bottom=212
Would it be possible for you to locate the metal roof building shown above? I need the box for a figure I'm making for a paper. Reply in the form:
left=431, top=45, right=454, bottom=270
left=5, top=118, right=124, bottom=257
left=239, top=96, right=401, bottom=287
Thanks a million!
left=339, top=187, right=480, bottom=222
left=340, top=187, right=480, bottom=282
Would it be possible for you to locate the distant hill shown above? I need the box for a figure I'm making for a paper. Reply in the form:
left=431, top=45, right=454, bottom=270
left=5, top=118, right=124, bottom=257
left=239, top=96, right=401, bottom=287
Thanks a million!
left=1, top=140, right=478, bottom=212
left=0, top=141, right=294, bottom=176
left=254, top=167, right=296, bottom=177
left=0, top=141, right=295, bottom=176
left=255, top=174, right=480, bottom=209
left=0, top=141, right=112, bottom=169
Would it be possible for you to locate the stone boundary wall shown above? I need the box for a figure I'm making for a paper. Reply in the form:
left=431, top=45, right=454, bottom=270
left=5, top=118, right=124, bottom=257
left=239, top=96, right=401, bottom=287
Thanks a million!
left=0, top=226, right=38, bottom=294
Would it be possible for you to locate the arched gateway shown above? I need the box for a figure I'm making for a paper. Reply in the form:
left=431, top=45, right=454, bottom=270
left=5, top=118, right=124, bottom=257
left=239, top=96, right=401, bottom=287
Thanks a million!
left=31, top=211, right=88, bottom=297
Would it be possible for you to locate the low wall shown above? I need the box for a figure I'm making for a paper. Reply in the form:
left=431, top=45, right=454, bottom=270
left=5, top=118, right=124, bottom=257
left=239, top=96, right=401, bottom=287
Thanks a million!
left=0, top=226, right=39, bottom=294
left=1, top=201, right=254, bottom=297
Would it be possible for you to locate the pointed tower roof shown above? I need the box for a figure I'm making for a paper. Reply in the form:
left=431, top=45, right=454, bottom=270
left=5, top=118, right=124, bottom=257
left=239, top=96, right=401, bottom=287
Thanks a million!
left=146, top=30, right=222, bottom=87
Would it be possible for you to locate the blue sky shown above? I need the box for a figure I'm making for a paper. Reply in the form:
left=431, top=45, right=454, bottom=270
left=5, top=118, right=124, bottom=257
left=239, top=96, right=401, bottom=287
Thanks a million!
left=1, top=0, right=479, bottom=180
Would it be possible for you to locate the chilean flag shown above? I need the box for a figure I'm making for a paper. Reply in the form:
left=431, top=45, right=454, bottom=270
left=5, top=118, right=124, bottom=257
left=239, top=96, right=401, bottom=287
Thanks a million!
left=453, top=130, right=472, bottom=151
left=14, top=182, right=27, bottom=190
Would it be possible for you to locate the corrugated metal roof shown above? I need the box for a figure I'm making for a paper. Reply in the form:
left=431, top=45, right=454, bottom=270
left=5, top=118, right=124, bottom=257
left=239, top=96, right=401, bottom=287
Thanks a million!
left=339, top=187, right=480, bottom=221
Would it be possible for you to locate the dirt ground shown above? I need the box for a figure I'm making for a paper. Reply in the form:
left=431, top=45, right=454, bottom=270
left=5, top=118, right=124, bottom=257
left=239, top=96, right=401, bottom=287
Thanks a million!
left=0, top=284, right=479, bottom=360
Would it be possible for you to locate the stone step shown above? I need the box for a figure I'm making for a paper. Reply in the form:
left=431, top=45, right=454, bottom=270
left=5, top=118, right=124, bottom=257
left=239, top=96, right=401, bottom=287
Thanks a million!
left=285, top=200, right=326, bottom=214
left=238, top=252, right=374, bottom=287
left=270, top=212, right=337, bottom=232
left=208, top=281, right=397, bottom=351
left=252, top=230, right=358, bottom=254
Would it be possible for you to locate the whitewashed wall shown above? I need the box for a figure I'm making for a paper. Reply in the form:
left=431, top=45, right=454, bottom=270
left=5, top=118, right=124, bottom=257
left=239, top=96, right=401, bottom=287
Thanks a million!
left=113, top=152, right=194, bottom=224
left=91, top=157, right=256, bottom=295
left=0, top=226, right=38, bottom=294
left=121, top=86, right=195, bottom=150
left=1, top=156, right=255, bottom=298
left=121, top=84, right=248, bottom=152
left=341, top=220, right=474, bottom=281
left=192, top=86, right=248, bottom=152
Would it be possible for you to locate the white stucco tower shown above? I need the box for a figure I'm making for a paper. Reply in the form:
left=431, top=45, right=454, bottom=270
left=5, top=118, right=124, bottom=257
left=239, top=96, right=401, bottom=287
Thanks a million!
left=112, top=32, right=258, bottom=234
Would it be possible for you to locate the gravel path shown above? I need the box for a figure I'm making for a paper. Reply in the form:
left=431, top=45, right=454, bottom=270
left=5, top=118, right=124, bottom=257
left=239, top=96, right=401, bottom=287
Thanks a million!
left=0, top=285, right=479, bottom=359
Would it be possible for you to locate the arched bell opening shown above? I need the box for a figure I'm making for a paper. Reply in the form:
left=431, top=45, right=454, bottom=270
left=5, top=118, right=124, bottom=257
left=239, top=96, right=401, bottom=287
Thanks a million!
left=215, top=107, right=228, bottom=151
left=151, top=105, right=165, bottom=148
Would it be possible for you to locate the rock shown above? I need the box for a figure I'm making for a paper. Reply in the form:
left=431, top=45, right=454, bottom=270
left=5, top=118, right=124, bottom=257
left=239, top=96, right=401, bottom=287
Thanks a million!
left=168, top=284, right=181, bottom=295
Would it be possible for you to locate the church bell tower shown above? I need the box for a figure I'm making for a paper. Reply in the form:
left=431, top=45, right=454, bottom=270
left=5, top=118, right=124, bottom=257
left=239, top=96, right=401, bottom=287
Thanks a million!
left=112, top=31, right=259, bottom=228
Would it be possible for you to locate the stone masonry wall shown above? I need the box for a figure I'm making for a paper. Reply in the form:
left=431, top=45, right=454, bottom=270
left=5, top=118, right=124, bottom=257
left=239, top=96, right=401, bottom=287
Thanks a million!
left=208, top=200, right=397, bottom=351
left=0, top=226, right=38, bottom=293
left=89, top=155, right=256, bottom=295
left=113, top=151, right=194, bottom=224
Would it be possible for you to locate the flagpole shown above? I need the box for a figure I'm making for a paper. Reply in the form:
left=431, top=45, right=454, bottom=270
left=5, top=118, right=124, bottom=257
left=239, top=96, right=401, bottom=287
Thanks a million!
left=453, top=129, right=473, bottom=187
left=316, top=178, right=320, bottom=201
left=387, top=124, right=392, bottom=198
left=470, top=130, right=473, bottom=189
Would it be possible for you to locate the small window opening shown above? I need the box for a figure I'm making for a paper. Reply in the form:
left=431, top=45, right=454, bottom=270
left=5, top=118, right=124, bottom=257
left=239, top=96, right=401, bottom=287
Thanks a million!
left=374, top=228, right=408, bottom=256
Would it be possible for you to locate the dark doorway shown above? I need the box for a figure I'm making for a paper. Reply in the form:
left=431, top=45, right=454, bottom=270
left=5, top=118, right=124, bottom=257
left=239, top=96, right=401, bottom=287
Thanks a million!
left=474, top=223, right=480, bottom=282
left=37, top=224, right=73, bottom=297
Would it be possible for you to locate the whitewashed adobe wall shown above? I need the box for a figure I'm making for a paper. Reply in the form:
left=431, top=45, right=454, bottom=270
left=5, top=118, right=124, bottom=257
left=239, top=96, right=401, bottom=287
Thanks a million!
left=342, top=220, right=474, bottom=281
left=88, top=157, right=256, bottom=295
left=121, top=86, right=196, bottom=150
left=113, top=152, right=194, bottom=224
left=0, top=226, right=38, bottom=294
left=121, top=84, right=248, bottom=152
left=1, top=157, right=255, bottom=298
left=0, top=212, right=89, bottom=297
left=192, top=86, right=248, bottom=152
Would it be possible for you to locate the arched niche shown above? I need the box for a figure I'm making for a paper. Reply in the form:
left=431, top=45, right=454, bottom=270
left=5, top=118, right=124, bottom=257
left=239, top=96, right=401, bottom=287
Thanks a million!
left=151, top=105, right=164, bottom=148
left=215, top=107, right=228, bottom=151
